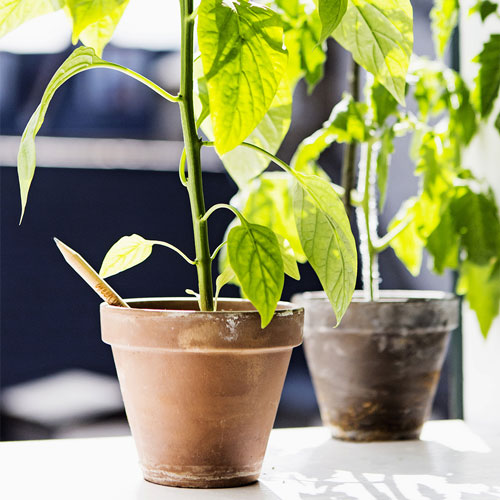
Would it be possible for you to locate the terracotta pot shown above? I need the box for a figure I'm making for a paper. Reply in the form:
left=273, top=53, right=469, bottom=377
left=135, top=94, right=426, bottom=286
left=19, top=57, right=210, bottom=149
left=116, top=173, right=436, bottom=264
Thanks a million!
left=293, top=291, right=459, bottom=442
left=100, top=298, right=303, bottom=488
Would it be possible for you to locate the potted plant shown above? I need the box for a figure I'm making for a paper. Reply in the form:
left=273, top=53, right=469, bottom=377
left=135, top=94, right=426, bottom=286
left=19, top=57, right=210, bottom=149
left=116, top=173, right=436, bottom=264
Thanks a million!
left=222, top=0, right=500, bottom=441
left=1, top=0, right=361, bottom=488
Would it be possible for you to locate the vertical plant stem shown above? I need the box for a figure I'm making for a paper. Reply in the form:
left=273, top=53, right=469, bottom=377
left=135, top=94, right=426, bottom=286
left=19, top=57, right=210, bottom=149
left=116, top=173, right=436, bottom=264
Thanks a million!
left=179, top=0, right=213, bottom=311
left=341, top=59, right=360, bottom=212
left=356, top=140, right=380, bottom=301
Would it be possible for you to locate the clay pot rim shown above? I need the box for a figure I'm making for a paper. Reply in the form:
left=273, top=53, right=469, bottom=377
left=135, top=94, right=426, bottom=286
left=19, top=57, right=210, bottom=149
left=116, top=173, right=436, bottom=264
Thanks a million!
left=101, top=297, right=303, bottom=317
left=296, top=289, right=457, bottom=303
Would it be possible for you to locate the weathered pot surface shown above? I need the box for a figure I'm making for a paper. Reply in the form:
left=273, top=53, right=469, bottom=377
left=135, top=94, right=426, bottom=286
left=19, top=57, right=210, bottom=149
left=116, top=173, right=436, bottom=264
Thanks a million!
left=294, top=290, right=459, bottom=442
left=101, top=298, right=303, bottom=488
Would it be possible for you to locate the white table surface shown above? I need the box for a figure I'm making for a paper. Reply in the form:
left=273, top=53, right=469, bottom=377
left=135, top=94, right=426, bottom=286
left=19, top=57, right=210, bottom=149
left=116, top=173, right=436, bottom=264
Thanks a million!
left=1, top=421, right=499, bottom=500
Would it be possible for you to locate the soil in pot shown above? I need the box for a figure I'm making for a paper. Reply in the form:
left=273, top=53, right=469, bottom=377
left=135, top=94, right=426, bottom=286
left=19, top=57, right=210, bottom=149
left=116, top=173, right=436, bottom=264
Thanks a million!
left=294, top=290, right=459, bottom=442
left=100, top=298, right=303, bottom=488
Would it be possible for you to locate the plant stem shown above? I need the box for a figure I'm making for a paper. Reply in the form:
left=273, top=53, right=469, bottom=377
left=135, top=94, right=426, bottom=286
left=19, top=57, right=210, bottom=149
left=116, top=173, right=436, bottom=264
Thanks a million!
left=179, top=0, right=213, bottom=311
left=341, top=59, right=360, bottom=213
left=356, top=140, right=379, bottom=301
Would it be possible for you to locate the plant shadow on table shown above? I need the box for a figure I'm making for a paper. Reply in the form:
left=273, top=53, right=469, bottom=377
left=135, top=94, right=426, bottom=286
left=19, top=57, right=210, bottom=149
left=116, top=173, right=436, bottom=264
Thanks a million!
left=256, top=434, right=500, bottom=500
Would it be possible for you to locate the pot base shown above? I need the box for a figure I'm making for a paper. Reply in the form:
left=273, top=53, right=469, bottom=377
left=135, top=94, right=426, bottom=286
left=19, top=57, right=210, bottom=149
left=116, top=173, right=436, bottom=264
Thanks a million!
left=143, top=466, right=259, bottom=488
left=328, top=424, right=421, bottom=442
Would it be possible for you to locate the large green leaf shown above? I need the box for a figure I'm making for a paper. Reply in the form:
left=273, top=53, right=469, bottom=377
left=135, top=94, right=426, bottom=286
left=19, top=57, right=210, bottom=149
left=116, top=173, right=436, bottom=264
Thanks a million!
left=318, top=0, right=347, bottom=43
left=473, top=34, right=500, bottom=118
left=200, top=77, right=293, bottom=188
left=430, top=0, right=458, bottom=58
left=332, top=0, right=413, bottom=104
left=0, top=0, right=63, bottom=38
left=227, top=223, right=284, bottom=327
left=198, top=0, right=288, bottom=155
left=450, top=187, right=500, bottom=266
left=66, top=0, right=128, bottom=42
left=77, top=0, right=130, bottom=56
left=100, top=234, right=153, bottom=278
left=292, top=173, right=357, bottom=323
left=457, top=260, right=500, bottom=338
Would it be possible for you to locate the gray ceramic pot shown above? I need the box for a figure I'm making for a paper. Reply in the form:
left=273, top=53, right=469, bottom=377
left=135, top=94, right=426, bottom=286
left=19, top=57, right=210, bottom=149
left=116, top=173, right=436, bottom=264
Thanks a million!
left=293, top=291, right=459, bottom=441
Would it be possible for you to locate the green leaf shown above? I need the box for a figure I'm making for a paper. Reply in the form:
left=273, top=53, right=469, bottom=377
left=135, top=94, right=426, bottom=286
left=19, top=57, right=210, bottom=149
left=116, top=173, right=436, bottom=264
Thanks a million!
left=299, top=10, right=326, bottom=91
left=215, top=265, right=236, bottom=304
left=388, top=198, right=423, bottom=276
left=100, top=234, right=153, bottom=278
left=198, top=0, right=288, bottom=154
left=376, top=127, right=394, bottom=211
left=227, top=223, right=284, bottom=328
left=78, top=0, right=130, bottom=56
left=66, top=0, right=128, bottom=43
left=0, top=0, right=63, bottom=38
left=473, top=34, right=500, bottom=118
left=18, top=47, right=103, bottom=219
left=457, top=260, right=500, bottom=338
left=430, top=0, right=458, bottom=58
left=368, top=79, right=399, bottom=127
left=469, top=0, right=497, bottom=22
left=318, top=0, right=347, bottom=43
left=200, top=77, right=293, bottom=188
left=292, top=173, right=357, bottom=323
left=276, top=234, right=300, bottom=280
left=291, top=95, right=369, bottom=173
left=495, top=112, right=500, bottom=134
left=236, top=172, right=306, bottom=262
left=332, top=0, right=413, bottom=105
left=450, top=187, right=500, bottom=266
left=426, top=202, right=459, bottom=274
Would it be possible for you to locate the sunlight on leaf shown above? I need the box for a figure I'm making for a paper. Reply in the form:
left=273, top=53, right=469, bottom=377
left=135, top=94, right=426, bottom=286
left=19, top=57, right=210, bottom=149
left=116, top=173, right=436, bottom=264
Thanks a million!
left=100, top=234, right=153, bottom=278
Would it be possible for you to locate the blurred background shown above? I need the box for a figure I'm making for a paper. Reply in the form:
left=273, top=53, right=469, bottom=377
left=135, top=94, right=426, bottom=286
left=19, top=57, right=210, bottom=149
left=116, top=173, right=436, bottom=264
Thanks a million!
left=0, top=0, right=456, bottom=440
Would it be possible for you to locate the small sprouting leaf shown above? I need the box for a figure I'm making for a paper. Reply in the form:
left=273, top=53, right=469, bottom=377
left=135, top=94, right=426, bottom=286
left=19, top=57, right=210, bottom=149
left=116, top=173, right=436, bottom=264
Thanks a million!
left=388, top=198, right=423, bottom=276
left=198, top=0, right=288, bottom=154
left=469, top=0, right=497, bottom=22
left=449, top=187, right=500, bottom=266
left=473, top=34, right=500, bottom=118
left=276, top=234, right=300, bottom=280
left=77, top=0, right=130, bottom=56
left=430, top=0, right=459, bottom=58
left=66, top=0, right=128, bottom=43
left=318, top=0, right=347, bottom=43
left=215, top=265, right=236, bottom=304
left=227, top=223, right=284, bottom=328
left=332, top=0, right=413, bottom=104
left=100, top=234, right=153, bottom=278
left=376, top=127, right=394, bottom=211
left=457, top=260, right=500, bottom=338
left=293, top=173, right=357, bottom=323
left=0, top=0, right=63, bottom=38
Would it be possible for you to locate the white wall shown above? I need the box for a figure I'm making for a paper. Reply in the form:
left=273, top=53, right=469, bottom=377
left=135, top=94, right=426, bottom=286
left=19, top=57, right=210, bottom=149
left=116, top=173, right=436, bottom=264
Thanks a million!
left=460, top=1, right=500, bottom=426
